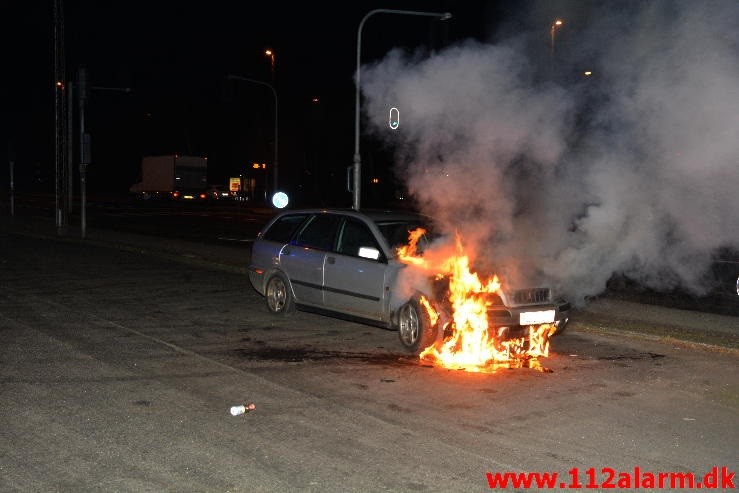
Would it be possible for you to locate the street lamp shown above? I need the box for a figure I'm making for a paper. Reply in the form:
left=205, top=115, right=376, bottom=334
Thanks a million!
left=227, top=74, right=279, bottom=197
left=550, top=19, right=563, bottom=54
left=352, top=9, right=452, bottom=210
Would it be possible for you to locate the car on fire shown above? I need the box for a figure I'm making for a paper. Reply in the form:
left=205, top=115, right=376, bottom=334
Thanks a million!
left=247, top=208, right=571, bottom=354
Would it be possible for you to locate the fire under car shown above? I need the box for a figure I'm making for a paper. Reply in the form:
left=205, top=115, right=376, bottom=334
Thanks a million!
left=247, top=208, right=570, bottom=355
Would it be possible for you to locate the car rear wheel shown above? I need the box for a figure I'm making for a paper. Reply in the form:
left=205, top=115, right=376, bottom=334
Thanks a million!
left=397, top=298, right=437, bottom=355
left=265, top=272, right=295, bottom=315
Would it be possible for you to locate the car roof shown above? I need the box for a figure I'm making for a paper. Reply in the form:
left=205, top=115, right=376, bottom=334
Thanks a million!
left=272, top=208, right=432, bottom=224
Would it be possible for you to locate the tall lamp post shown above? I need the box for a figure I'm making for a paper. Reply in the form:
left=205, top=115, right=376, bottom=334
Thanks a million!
left=352, top=9, right=452, bottom=210
left=228, top=74, right=279, bottom=197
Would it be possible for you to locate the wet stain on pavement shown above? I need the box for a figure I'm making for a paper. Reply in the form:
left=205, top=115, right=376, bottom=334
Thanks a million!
left=234, top=346, right=416, bottom=366
left=613, top=391, right=636, bottom=397
left=387, top=403, right=413, bottom=413
left=478, top=388, right=498, bottom=394
left=598, top=352, right=665, bottom=361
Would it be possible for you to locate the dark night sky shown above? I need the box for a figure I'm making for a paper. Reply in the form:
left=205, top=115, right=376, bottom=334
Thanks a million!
left=8, top=1, right=736, bottom=300
left=0, top=1, right=520, bottom=205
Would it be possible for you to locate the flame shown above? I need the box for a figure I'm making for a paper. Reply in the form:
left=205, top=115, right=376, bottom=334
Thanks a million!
left=398, top=229, right=556, bottom=373
left=419, top=296, right=439, bottom=326
left=396, top=227, right=428, bottom=267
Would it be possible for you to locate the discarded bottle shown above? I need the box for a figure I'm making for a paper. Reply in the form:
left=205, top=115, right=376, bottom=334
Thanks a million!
left=230, top=402, right=256, bottom=416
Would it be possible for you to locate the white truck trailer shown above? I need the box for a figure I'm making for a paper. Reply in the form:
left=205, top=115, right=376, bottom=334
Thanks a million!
left=130, top=155, right=208, bottom=199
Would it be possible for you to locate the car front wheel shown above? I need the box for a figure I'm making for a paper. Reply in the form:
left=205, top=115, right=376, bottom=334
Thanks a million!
left=265, top=272, right=295, bottom=315
left=553, top=317, right=568, bottom=335
left=397, top=298, right=437, bottom=355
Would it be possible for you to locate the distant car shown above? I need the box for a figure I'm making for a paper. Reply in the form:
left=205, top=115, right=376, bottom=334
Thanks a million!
left=172, top=189, right=207, bottom=200
left=205, top=185, right=231, bottom=201
left=248, top=208, right=570, bottom=354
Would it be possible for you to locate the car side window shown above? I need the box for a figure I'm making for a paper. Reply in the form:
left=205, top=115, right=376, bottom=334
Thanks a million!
left=377, top=221, right=432, bottom=251
left=262, top=214, right=309, bottom=243
left=336, top=218, right=383, bottom=261
left=292, top=214, right=340, bottom=250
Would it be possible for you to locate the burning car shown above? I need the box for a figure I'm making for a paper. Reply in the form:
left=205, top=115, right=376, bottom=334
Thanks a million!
left=394, top=227, right=570, bottom=370
left=248, top=208, right=570, bottom=370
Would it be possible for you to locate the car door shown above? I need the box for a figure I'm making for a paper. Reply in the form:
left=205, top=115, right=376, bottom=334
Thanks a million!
left=278, top=213, right=340, bottom=307
left=323, top=216, right=389, bottom=320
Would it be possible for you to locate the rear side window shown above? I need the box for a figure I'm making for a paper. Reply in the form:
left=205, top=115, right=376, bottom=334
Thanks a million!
left=292, top=214, right=341, bottom=250
left=262, top=214, right=309, bottom=243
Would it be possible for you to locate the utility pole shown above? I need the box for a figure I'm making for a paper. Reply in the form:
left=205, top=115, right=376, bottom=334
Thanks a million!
left=72, top=68, right=130, bottom=239
left=78, top=66, right=89, bottom=238
left=67, top=79, right=74, bottom=214
left=8, top=142, right=14, bottom=217
left=53, top=0, right=68, bottom=234
left=352, top=9, right=452, bottom=210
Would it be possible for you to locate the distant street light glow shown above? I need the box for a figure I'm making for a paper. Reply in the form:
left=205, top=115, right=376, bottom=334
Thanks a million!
left=265, top=49, right=275, bottom=70
left=272, top=191, right=289, bottom=209
left=550, top=19, right=564, bottom=54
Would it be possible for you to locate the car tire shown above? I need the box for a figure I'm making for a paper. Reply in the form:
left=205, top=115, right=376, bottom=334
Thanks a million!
left=265, top=272, right=296, bottom=316
left=552, top=317, right=568, bottom=335
left=397, top=297, right=437, bottom=355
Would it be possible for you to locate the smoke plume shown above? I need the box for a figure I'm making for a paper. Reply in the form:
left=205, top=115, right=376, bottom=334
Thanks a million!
left=362, top=1, right=739, bottom=305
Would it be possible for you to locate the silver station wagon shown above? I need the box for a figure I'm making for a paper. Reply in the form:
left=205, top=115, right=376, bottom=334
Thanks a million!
left=248, top=208, right=570, bottom=354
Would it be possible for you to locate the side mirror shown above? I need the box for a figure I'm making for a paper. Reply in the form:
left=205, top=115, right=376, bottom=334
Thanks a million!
left=358, top=247, right=380, bottom=260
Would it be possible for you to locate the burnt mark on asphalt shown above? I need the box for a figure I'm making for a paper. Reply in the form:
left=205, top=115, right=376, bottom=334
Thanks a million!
left=598, top=352, right=665, bottom=361
left=552, top=334, right=670, bottom=368
left=234, top=346, right=417, bottom=366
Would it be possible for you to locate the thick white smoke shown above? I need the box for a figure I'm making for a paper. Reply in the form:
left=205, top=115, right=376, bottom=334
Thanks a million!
left=362, top=1, right=739, bottom=306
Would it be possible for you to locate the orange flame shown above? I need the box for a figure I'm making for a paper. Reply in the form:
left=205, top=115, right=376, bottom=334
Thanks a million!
left=419, top=296, right=439, bottom=326
left=396, top=227, right=428, bottom=267
left=398, top=229, right=555, bottom=372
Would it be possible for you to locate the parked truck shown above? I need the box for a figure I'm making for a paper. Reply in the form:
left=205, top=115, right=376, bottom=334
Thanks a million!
left=130, top=155, right=208, bottom=200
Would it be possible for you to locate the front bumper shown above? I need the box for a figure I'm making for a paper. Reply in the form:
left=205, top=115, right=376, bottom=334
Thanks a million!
left=488, top=298, right=571, bottom=327
left=247, top=266, right=266, bottom=296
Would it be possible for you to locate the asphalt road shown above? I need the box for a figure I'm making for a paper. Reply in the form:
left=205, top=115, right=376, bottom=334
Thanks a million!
left=1, top=220, right=737, bottom=492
